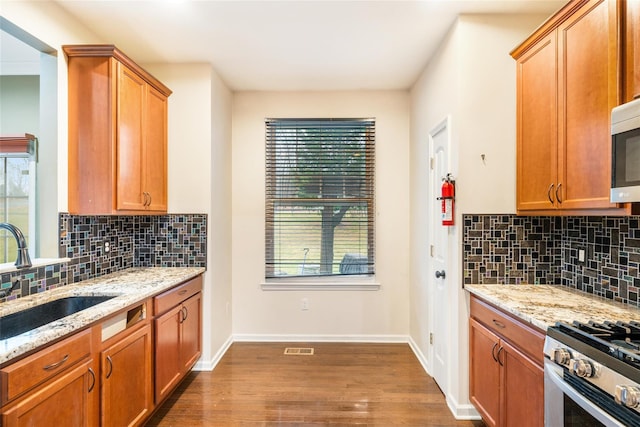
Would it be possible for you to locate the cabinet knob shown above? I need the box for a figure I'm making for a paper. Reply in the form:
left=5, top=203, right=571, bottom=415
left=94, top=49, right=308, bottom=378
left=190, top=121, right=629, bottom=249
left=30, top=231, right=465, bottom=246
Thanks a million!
left=435, top=270, right=446, bottom=279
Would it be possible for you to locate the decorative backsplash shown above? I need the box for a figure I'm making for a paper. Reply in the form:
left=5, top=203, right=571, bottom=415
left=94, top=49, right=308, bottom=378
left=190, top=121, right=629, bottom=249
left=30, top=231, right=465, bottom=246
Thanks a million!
left=463, top=214, right=640, bottom=307
left=463, top=215, right=562, bottom=285
left=561, top=216, right=639, bottom=306
left=0, top=213, right=207, bottom=302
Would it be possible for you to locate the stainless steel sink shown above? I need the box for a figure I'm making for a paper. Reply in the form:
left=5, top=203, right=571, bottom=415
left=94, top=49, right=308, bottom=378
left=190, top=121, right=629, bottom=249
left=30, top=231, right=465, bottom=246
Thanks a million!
left=0, top=295, right=116, bottom=340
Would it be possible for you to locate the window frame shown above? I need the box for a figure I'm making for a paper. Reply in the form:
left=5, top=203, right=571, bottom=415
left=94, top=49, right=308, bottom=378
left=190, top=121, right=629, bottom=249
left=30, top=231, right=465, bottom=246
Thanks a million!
left=263, top=118, right=377, bottom=290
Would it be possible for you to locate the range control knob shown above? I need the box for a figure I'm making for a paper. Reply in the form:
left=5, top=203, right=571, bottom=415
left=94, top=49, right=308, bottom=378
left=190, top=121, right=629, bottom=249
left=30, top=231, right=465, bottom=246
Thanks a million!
left=616, top=385, right=640, bottom=408
left=552, top=348, right=572, bottom=366
left=572, top=359, right=597, bottom=378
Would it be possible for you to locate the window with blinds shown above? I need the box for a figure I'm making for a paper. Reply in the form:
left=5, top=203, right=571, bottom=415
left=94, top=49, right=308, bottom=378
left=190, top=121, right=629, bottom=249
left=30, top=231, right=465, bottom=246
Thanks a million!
left=265, top=118, right=375, bottom=279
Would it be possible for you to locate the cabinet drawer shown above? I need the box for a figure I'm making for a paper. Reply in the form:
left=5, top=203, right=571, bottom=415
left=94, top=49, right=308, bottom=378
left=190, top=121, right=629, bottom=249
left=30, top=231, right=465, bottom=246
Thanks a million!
left=154, top=276, right=203, bottom=315
left=0, top=328, right=92, bottom=405
left=470, top=296, right=544, bottom=364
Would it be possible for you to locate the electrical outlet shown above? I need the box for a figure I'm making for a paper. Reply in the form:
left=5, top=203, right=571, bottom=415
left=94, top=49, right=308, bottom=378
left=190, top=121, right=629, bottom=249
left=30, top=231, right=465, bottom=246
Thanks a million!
left=103, top=241, right=110, bottom=253
left=578, top=249, right=585, bottom=263
left=301, top=298, right=309, bottom=311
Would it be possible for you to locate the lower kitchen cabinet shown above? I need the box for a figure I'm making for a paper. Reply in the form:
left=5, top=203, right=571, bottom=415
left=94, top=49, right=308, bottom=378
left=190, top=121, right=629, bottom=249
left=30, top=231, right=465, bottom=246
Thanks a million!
left=0, top=274, right=203, bottom=427
left=469, top=319, right=500, bottom=427
left=469, top=296, right=544, bottom=427
left=500, top=340, right=543, bottom=426
left=1, top=359, right=98, bottom=427
left=100, top=323, right=153, bottom=427
left=154, top=276, right=202, bottom=403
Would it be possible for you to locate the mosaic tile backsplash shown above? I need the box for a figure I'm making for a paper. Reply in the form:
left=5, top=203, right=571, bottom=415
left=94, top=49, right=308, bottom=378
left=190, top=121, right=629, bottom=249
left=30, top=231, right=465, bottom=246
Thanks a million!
left=0, top=213, right=207, bottom=302
left=463, top=214, right=640, bottom=307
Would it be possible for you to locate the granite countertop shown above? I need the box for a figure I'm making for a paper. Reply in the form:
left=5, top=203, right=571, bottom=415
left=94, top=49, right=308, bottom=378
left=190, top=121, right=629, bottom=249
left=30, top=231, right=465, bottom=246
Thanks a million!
left=465, top=284, right=640, bottom=332
left=0, top=267, right=205, bottom=366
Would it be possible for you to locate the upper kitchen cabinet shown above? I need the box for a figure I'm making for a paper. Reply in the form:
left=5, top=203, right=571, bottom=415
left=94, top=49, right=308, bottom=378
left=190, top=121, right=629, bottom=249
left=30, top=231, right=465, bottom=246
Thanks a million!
left=625, top=0, right=640, bottom=102
left=512, top=0, right=634, bottom=215
left=64, top=45, right=171, bottom=215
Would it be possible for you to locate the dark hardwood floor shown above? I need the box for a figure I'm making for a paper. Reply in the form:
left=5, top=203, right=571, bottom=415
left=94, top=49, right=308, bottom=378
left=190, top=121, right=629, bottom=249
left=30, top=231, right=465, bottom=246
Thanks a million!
left=145, top=342, right=485, bottom=426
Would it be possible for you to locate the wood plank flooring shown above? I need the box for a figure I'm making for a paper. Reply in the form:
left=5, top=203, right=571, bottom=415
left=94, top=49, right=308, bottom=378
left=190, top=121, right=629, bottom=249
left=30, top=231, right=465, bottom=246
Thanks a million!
left=145, top=342, right=485, bottom=426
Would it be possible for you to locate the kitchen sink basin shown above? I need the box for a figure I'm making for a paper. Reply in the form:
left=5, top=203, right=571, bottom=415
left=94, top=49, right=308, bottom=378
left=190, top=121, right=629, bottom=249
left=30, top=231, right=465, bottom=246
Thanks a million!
left=0, top=295, right=116, bottom=340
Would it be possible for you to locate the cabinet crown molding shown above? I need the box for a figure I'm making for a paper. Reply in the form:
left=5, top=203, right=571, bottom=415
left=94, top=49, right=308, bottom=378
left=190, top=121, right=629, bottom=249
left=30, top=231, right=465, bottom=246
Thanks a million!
left=510, top=0, right=592, bottom=59
left=62, top=44, right=172, bottom=97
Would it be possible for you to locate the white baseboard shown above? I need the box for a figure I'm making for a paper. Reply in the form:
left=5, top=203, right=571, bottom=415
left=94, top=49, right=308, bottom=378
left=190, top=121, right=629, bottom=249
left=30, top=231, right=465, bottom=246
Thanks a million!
left=407, top=336, right=432, bottom=376
left=193, top=335, right=233, bottom=371
left=446, top=394, right=482, bottom=420
left=407, top=337, right=481, bottom=421
left=232, top=334, right=409, bottom=343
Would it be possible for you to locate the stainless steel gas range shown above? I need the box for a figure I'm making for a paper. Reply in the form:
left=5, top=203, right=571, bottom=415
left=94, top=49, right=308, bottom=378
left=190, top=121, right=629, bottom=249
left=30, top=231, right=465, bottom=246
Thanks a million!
left=544, top=321, right=640, bottom=426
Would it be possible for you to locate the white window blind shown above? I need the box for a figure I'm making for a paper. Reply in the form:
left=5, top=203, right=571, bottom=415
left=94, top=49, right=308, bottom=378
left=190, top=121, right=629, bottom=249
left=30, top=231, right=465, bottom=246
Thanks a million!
left=265, top=118, right=375, bottom=279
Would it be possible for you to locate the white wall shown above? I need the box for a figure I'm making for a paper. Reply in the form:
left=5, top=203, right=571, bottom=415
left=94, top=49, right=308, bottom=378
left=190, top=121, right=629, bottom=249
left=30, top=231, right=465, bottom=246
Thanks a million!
left=145, top=63, right=233, bottom=366
left=208, top=68, right=234, bottom=361
left=409, top=14, right=548, bottom=419
left=0, top=76, right=39, bottom=134
left=232, top=91, right=410, bottom=340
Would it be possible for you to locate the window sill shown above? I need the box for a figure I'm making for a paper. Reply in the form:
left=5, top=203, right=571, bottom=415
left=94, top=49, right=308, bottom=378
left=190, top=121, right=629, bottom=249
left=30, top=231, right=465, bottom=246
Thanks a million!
left=261, top=276, right=380, bottom=291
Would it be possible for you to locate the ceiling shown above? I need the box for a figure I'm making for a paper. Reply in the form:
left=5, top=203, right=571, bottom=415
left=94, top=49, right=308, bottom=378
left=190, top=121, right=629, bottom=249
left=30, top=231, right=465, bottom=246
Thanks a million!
left=12, top=1, right=567, bottom=90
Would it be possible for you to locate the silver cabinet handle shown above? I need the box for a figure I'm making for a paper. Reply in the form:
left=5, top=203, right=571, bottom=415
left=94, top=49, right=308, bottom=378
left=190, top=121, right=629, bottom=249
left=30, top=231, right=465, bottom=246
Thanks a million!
left=88, top=367, right=96, bottom=392
left=496, top=346, right=504, bottom=366
left=491, top=342, right=499, bottom=362
left=105, top=355, right=113, bottom=379
left=43, top=354, right=69, bottom=371
left=556, top=183, right=563, bottom=204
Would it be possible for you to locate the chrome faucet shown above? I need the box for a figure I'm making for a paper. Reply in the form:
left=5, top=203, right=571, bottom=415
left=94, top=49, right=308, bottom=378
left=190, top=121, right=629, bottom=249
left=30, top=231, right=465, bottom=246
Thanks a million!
left=0, top=223, right=32, bottom=269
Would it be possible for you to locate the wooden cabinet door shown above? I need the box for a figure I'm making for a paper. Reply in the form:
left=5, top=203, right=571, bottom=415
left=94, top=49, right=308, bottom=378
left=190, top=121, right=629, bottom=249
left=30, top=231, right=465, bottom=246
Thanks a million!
left=181, top=292, right=202, bottom=371
left=557, top=0, right=619, bottom=210
left=144, top=85, right=168, bottom=211
left=101, top=324, right=153, bottom=427
left=1, top=359, right=97, bottom=427
left=116, top=62, right=146, bottom=211
left=469, top=319, right=500, bottom=427
left=626, top=0, right=640, bottom=102
left=500, top=340, right=544, bottom=427
left=154, top=305, right=182, bottom=403
left=516, top=32, right=558, bottom=211
left=155, top=292, right=202, bottom=403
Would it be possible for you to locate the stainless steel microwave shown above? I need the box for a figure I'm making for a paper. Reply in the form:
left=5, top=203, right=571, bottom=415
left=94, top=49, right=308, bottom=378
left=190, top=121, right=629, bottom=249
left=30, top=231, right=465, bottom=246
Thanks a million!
left=611, top=97, right=640, bottom=202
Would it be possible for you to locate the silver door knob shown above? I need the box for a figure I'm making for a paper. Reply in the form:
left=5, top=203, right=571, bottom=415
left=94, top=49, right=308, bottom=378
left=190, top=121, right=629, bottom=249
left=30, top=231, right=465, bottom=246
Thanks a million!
left=435, top=270, right=446, bottom=279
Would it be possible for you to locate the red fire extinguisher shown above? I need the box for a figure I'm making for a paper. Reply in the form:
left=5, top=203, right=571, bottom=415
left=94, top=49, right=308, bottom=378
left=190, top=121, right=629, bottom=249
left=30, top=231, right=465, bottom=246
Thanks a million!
left=438, top=173, right=455, bottom=226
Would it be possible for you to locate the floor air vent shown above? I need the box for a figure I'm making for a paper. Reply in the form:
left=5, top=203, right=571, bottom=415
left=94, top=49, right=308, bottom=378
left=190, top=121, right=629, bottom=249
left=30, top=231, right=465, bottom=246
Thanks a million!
left=284, top=347, right=314, bottom=355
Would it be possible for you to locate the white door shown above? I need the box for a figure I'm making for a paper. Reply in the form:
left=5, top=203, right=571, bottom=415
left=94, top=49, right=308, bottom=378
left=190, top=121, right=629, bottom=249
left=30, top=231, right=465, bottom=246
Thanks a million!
left=429, top=117, right=451, bottom=393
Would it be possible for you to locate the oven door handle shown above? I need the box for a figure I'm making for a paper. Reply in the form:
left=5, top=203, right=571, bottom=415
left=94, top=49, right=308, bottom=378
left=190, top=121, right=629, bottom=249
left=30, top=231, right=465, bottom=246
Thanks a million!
left=545, top=361, right=625, bottom=427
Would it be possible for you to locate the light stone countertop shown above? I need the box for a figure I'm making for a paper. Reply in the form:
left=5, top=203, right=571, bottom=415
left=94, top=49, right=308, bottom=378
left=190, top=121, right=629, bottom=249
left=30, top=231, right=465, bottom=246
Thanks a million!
left=0, top=267, right=205, bottom=366
left=465, top=284, right=640, bottom=332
